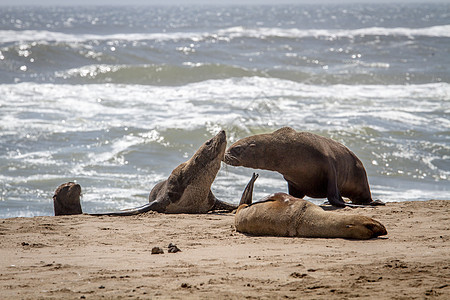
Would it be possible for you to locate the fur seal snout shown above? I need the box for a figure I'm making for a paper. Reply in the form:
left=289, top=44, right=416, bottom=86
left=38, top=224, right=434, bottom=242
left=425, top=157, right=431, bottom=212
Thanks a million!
left=235, top=174, right=387, bottom=240
left=225, top=127, right=383, bottom=207
left=53, top=182, right=82, bottom=216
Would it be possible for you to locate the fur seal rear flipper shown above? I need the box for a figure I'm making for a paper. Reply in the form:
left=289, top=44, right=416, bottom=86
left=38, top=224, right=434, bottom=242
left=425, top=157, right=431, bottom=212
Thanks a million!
left=54, top=130, right=238, bottom=216
left=235, top=174, right=387, bottom=240
left=224, top=127, right=384, bottom=208
left=238, top=173, right=259, bottom=206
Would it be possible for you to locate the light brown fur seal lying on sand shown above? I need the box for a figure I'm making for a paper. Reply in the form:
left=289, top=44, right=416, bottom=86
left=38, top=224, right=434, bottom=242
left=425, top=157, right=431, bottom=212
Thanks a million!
left=235, top=173, right=387, bottom=240
left=53, top=130, right=238, bottom=216
left=224, top=127, right=384, bottom=208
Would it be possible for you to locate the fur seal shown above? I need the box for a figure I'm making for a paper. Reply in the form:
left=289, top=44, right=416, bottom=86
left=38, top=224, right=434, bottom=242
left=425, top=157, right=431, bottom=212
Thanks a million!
left=235, top=173, right=387, bottom=239
left=54, top=130, right=238, bottom=216
left=224, top=127, right=383, bottom=208
left=53, top=182, right=82, bottom=216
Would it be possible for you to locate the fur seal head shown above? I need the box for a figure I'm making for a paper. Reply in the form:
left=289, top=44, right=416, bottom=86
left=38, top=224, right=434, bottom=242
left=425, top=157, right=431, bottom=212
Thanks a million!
left=53, top=182, right=82, bottom=216
left=224, top=127, right=296, bottom=171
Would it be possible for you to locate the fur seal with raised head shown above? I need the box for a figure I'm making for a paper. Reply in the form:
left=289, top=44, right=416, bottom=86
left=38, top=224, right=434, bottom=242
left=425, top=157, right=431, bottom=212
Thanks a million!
left=235, top=173, right=387, bottom=239
left=224, top=127, right=383, bottom=208
left=54, top=130, right=238, bottom=216
left=53, top=182, right=82, bottom=216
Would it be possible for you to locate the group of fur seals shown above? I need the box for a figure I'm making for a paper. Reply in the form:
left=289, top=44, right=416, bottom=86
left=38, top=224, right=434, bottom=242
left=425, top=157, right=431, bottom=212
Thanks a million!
left=235, top=173, right=387, bottom=239
left=54, top=130, right=238, bottom=216
left=53, top=127, right=387, bottom=240
left=224, top=127, right=384, bottom=208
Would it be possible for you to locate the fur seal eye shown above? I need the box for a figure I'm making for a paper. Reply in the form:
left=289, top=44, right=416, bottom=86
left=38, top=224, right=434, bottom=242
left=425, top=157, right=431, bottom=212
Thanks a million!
left=230, top=145, right=242, bottom=155
left=205, top=139, right=212, bottom=146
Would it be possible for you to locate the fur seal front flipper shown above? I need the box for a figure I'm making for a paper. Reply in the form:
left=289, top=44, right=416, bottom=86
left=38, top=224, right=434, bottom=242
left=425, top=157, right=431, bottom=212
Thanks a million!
left=224, top=127, right=384, bottom=208
left=235, top=175, right=387, bottom=240
left=54, top=130, right=239, bottom=216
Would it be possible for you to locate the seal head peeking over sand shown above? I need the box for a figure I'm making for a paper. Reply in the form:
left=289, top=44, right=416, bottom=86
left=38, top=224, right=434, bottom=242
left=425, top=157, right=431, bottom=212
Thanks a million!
left=53, top=182, right=82, bottom=216
left=224, top=127, right=383, bottom=208
left=54, top=130, right=238, bottom=216
left=235, top=173, right=387, bottom=240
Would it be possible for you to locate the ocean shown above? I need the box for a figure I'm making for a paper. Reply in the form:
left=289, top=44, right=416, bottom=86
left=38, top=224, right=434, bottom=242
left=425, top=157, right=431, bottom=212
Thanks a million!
left=0, top=3, right=449, bottom=218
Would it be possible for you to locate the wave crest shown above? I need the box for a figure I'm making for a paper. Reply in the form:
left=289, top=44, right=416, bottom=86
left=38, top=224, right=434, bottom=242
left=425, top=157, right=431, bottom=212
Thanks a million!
left=2, top=24, right=449, bottom=44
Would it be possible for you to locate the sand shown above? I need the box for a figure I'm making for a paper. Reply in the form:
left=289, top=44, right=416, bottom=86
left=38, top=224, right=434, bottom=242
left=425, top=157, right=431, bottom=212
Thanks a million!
left=0, top=200, right=449, bottom=299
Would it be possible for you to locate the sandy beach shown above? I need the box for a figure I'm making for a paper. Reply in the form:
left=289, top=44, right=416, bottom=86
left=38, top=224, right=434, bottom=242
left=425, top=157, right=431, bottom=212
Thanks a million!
left=1, top=200, right=449, bottom=299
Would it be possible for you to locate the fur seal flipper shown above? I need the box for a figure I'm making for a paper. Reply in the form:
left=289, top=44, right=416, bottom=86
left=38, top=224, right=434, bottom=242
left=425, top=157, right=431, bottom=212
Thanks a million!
left=88, top=201, right=166, bottom=216
left=224, top=127, right=384, bottom=207
left=239, top=173, right=259, bottom=206
left=54, top=130, right=239, bottom=216
left=235, top=175, right=387, bottom=240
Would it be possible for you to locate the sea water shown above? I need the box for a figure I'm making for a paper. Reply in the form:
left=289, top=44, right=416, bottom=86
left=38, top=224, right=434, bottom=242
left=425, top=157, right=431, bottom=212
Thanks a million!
left=0, top=4, right=449, bottom=218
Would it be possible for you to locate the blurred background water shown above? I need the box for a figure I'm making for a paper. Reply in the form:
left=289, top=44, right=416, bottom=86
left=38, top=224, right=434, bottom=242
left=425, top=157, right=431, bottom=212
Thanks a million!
left=0, top=3, right=449, bottom=217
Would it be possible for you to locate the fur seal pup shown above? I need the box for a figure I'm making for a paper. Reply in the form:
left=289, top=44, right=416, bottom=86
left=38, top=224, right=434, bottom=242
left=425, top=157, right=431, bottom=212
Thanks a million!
left=53, top=182, right=82, bottom=216
left=224, top=127, right=383, bottom=208
left=235, top=173, right=387, bottom=239
left=54, top=130, right=238, bottom=216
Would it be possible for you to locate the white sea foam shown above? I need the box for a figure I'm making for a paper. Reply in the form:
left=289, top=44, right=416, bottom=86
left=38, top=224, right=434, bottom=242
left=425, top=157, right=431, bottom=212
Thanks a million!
left=1, top=79, right=449, bottom=134
left=2, top=24, right=449, bottom=44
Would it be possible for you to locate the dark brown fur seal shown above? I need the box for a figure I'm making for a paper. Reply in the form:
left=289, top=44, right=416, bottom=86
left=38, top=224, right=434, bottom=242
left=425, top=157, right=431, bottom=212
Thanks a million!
left=54, top=130, right=238, bottom=216
left=235, top=173, right=387, bottom=239
left=53, top=182, right=82, bottom=216
left=224, top=127, right=383, bottom=208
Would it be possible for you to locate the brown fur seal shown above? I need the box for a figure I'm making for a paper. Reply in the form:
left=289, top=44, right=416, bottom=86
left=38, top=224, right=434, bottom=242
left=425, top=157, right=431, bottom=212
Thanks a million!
left=224, top=127, right=383, bottom=208
left=54, top=130, right=238, bottom=216
left=235, top=173, right=387, bottom=239
left=53, top=182, right=82, bottom=216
